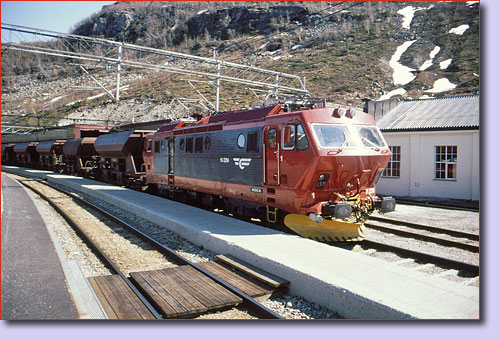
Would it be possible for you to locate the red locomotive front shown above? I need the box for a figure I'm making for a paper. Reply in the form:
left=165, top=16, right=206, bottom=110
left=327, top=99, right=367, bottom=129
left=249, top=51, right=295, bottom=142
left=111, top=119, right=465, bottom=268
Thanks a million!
left=269, top=107, right=396, bottom=241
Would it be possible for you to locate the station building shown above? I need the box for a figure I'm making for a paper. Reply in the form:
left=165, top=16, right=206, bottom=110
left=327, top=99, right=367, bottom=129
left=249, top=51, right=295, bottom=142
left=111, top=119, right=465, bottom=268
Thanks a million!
left=367, top=95, right=479, bottom=201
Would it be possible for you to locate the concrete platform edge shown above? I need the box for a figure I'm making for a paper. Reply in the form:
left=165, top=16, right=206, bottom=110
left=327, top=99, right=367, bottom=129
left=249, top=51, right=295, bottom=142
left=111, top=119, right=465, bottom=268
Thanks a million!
left=21, top=177, right=108, bottom=319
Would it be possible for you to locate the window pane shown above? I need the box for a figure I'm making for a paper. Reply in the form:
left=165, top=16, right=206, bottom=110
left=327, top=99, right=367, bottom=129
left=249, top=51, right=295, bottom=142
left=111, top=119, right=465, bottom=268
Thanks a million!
left=186, top=138, right=193, bottom=153
left=313, top=124, right=353, bottom=148
left=296, top=124, right=309, bottom=150
left=448, top=164, right=456, bottom=179
left=204, top=136, right=211, bottom=151
left=237, top=134, right=245, bottom=149
left=383, top=145, right=401, bottom=177
left=383, top=166, right=389, bottom=176
left=435, top=145, right=458, bottom=179
left=356, top=126, right=386, bottom=148
left=268, top=129, right=277, bottom=149
left=195, top=137, right=203, bottom=153
left=247, top=132, right=258, bottom=152
left=282, top=125, right=295, bottom=149
left=436, top=163, right=444, bottom=179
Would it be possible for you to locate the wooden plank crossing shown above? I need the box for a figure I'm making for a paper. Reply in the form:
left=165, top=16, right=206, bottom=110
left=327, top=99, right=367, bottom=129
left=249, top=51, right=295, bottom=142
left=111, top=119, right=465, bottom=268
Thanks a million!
left=89, top=259, right=289, bottom=319
left=129, top=266, right=243, bottom=318
left=216, top=254, right=290, bottom=289
left=88, top=275, right=156, bottom=319
left=198, top=261, right=276, bottom=299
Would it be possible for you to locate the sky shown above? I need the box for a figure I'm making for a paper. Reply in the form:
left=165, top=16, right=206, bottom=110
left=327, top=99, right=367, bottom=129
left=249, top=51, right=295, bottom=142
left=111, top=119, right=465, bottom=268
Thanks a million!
left=1, top=1, right=115, bottom=39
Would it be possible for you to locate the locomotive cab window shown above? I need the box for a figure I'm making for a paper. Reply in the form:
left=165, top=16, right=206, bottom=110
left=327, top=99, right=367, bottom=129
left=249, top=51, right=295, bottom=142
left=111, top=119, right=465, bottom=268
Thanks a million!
left=268, top=129, right=277, bottom=149
left=160, top=139, right=166, bottom=152
left=312, top=124, right=354, bottom=149
left=297, top=124, right=309, bottom=150
left=179, top=138, right=185, bottom=151
left=155, top=140, right=160, bottom=153
left=280, top=125, right=309, bottom=150
left=146, top=139, right=152, bottom=152
left=281, top=125, right=296, bottom=150
left=356, top=126, right=387, bottom=148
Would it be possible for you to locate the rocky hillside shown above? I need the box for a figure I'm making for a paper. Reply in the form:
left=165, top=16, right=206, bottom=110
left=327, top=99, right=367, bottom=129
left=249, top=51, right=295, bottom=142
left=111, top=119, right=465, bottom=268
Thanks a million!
left=1, top=1, right=479, bottom=127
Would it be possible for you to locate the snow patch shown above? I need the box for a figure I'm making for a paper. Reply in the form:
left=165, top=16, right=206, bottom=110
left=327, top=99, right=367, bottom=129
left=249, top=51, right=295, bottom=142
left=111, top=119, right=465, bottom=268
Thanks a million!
left=397, top=6, right=426, bottom=29
left=50, top=95, right=65, bottom=104
left=440, top=59, right=452, bottom=70
left=449, top=24, right=469, bottom=35
left=378, top=88, right=406, bottom=101
left=291, top=44, right=302, bottom=50
left=197, top=9, right=208, bottom=15
left=66, top=100, right=82, bottom=107
left=466, top=1, right=479, bottom=7
left=397, top=6, right=417, bottom=30
left=389, top=40, right=417, bottom=86
left=419, top=46, right=441, bottom=71
left=87, top=92, right=108, bottom=101
left=419, top=94, right=433, bottom=99
left=65, top=85, right=130, bottom=106
left=425, top=78, right=457, bottom=93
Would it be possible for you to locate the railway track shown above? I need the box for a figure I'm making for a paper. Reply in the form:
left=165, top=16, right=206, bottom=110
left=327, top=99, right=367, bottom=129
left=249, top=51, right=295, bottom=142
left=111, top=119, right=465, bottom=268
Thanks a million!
left=366, top=216, right=479, bottom=252
left=360, top=216, right=479, bottom=276
left=18, top=177, right=286, bottom=319
left=360, top=240, right=479, bottom=276
left=392, top=198, right=479, bottom=212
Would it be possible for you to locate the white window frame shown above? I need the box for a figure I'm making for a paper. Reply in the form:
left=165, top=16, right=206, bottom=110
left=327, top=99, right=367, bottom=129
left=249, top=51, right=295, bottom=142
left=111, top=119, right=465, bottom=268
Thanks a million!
left=383, top=145, right=401, bottom=178
left=435, top=145, right=457, bottom=180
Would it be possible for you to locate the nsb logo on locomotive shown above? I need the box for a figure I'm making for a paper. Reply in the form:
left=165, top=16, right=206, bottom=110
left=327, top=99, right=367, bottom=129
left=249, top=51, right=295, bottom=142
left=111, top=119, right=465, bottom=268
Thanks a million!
left=233, top=158, right=252, bottom=169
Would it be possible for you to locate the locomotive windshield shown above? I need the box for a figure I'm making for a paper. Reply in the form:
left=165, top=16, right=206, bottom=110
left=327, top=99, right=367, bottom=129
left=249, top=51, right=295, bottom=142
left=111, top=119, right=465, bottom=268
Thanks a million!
left=355, top=126, right=387, bottom=148
left=312, top=124, right=354, bottom=148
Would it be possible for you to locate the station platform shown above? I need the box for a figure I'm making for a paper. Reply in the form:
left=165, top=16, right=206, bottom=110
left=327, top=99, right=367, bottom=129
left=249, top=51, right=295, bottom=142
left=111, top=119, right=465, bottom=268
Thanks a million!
left=1, top=172, right=105, bottom=319
left=1, top=166, right=480, bottom=319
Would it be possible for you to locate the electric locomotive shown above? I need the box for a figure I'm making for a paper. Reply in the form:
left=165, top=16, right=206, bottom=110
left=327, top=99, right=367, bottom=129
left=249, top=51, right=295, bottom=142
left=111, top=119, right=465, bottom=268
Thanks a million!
left=144, top=104, right=396, bottom=241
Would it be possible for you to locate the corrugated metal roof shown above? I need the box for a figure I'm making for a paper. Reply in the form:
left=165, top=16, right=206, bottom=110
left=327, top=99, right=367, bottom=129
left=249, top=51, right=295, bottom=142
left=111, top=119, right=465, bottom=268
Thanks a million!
left=376, top=95, right=479, bottom=131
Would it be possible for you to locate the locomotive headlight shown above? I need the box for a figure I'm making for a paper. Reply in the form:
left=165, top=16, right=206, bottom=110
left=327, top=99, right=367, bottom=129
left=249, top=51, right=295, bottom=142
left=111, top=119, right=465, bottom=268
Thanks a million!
left=315, top=173, right=330, bottom=189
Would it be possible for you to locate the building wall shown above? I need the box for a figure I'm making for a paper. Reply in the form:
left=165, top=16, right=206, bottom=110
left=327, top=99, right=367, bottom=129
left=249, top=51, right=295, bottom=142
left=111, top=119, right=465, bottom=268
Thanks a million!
left=377, top=130, right=479, bottom=201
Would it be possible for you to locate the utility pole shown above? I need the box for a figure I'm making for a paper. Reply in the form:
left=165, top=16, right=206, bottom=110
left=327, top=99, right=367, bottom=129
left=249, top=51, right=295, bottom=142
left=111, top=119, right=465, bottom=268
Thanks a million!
left=116, top=44, right=123, bottom=102
left=213, top=48, right=220, bottom=113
